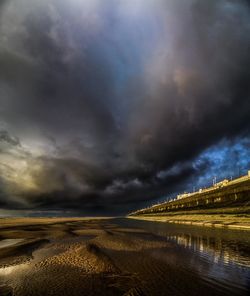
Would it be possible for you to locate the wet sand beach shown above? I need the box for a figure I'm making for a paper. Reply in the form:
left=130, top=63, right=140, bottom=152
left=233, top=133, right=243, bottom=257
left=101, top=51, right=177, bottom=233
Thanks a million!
left=0, top=218, right=249, bottom=296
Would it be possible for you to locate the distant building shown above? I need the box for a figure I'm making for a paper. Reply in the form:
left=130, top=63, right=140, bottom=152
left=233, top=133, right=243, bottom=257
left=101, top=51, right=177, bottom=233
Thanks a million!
left=214, top=179, right=229, bottom=188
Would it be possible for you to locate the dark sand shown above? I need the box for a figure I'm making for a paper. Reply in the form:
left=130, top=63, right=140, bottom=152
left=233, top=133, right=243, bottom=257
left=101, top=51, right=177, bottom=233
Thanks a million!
left=0, top=218, right=242, bottom=296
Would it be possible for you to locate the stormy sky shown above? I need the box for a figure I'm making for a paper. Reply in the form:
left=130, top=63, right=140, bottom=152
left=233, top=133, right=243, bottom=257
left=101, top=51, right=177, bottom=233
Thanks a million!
left=0, top=0, right=249, bottom=216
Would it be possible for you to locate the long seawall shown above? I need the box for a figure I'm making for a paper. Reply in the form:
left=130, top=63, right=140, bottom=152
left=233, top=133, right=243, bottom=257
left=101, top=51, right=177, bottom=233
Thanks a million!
left=129, top=175, right=250, bottom=230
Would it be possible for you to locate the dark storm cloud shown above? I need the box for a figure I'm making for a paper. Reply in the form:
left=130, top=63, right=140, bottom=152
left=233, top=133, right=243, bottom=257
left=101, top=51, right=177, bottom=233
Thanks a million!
left=0, top=130, right=20, bottom=147
left=129, top=0, right=250, bottom=166
left=0, top=0, right=249, bottom=215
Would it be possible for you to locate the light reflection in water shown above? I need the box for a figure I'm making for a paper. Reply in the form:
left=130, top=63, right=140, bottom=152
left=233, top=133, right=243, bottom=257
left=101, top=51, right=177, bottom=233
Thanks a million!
left=0, top=239, right=24, bottom=249
left=120, top=219, right=250, bottom=295
left=165, top=233, right=250, bottom=267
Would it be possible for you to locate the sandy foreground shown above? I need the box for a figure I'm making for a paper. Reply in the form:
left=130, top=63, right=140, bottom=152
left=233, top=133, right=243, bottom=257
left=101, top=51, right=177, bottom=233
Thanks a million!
left=0, top=218, right=239, bottom=296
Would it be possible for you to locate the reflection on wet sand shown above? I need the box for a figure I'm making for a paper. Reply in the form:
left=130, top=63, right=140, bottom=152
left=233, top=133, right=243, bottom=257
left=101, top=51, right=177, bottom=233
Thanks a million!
left=166, top=233, right=250, bottom=267
left=122, top=219, right=250, bottom=294
left=0, top=239, right=24, bottom=249
left=0, top=218, right=249, bottom=296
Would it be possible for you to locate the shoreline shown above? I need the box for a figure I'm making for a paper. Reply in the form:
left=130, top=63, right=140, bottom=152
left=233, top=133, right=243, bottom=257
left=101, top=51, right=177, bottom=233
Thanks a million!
left=0, top=217, right=113, bottom=229
left=0, top=217, right=249, bottom=295
left=128, top=215, right=250, bottom=230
